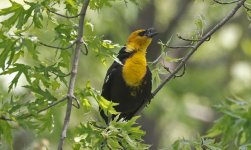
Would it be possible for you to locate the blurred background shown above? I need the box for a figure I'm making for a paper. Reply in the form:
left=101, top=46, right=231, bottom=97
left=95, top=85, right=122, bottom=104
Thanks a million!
left=0, top=0, right=251, bottom=149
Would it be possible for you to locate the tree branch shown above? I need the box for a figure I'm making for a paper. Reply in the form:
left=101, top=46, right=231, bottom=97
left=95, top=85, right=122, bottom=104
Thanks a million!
left=177, top=34, right=211, bottom=42
left=134, top=0, right=246, bottom=116
left=167, top=45, right=195, bottom=49
left=39, top=41, right=76, bottom=50
left=57, top=0, right=90, bottom=149
left=46, top=8, right=81, bottom=18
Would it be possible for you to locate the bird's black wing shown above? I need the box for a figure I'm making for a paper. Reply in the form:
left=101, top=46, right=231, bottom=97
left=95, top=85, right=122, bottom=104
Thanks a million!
left=101, top=61, right=120, bottom=100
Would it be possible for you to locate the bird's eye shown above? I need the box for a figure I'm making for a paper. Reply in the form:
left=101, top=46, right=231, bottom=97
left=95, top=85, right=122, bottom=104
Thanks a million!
left=138, top=31, right=146, bottom=36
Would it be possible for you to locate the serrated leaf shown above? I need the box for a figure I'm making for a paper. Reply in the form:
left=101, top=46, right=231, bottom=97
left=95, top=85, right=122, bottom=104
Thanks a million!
left=0, top=39, right=16, bottom=70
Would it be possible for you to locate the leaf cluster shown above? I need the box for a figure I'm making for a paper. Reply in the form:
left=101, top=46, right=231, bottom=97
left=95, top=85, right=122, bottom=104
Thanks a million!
left=169, top=98, right=251, bottom=150
left=207, top=98, right=251, bottom=149
left=73, top=117, right=149, bottom=150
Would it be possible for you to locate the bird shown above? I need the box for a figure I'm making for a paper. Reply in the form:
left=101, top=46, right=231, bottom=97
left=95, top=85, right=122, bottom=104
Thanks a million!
left=100, top=28, right=157, bottom=123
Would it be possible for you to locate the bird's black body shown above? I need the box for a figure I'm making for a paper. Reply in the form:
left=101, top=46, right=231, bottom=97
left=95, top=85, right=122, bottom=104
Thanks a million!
left=101, top=47, right=152, bottom=123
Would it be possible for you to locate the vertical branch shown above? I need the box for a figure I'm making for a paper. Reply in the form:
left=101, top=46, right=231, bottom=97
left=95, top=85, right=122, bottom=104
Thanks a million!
left=57, top=0, right=90, bottom=150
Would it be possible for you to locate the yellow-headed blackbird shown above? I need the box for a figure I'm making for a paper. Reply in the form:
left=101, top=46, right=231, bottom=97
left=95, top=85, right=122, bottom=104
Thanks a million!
left=101, top=28, right=157, bottom=123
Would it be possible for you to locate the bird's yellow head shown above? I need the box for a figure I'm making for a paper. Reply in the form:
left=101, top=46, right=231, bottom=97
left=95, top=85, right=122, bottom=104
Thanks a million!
left=126, top=28, right=158, bottom=52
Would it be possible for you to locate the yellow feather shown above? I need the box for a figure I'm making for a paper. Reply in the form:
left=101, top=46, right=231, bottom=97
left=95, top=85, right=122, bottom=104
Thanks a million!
left=122, top=51, right=147, bottom=87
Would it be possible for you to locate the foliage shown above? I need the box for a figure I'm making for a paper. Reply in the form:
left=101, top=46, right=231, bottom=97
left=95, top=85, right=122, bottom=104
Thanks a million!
left=170, top=98, right=251, bottom=150
left=0, top=0, right=251, bottom=149
left=0, top=0, right=145, bottom=149
left=73, top=117, right=149, bottom=150
left=207, top=98, right=251, bottom=149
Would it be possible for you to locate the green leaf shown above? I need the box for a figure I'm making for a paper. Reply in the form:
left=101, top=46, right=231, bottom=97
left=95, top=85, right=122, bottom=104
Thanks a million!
left=23, top=37, right=39, bottom=60
left=107, top=138, right=123, bottom=149
left=82, top=98, right=91, bottom=111
left=102, top=40, right=120, bottom=49
left=0, top=39, right=16, bottom=70
left=23, top=85, right=57, bottom=101
left=0, top=1, right=26, bottom=29
left=64, top=0, right=78, bottom=15
left=0, top=120, right=13, bottom=149
left=0, top=63, right=31, bottom=92
left=89, top=0, right=114, bottom=10
left=98, top=95, right=119, bottom=116
left=0, top=1, right=22, bottom=15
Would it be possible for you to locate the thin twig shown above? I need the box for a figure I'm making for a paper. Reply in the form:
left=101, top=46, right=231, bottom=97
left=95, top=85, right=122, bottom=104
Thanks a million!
left=80, top=41, right=89, bottom=55
left=51, top=72, right=71, bottom=77
left=17, top=96, right=68, bottom=119
left=39, top=41, right=76, bottom=50
left=57, top=0, right=90, bottom=149
left=133, top=0, right=246, bottom=116
left=0, top=97, right=68, bottom=121
left=71, top=96, right=80, bottom=109
left=46, top=8, right=81, bottom=18
left=177, top=34, right=211, bottom=42
left=174, top=64, right=186, bottom=78
left=213, top=0, right=240, bottom=4
left=148, top=53, right=164, bottom=64
left=167, top=45, right=195, bottom=49
left=163, top=64, right=186, bottom=78
left=148, top=44, right=193, bottom=64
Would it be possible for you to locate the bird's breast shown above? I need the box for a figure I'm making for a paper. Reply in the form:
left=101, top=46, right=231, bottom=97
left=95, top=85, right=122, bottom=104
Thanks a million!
left=122, top=51, right=147, bottom=87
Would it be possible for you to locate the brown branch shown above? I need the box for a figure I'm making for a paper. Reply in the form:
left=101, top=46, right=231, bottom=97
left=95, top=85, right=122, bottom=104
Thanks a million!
left=57, top=0, right=90, bottom=149
left=213, top=0, right=240, bottom=4
left=134, top=0, right=246, bottom=116
left=39, top=41, right=76, bottom=50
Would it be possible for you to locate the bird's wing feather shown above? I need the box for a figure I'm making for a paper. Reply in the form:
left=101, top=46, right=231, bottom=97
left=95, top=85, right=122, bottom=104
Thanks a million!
left=101, top=62, right=120, bottom=100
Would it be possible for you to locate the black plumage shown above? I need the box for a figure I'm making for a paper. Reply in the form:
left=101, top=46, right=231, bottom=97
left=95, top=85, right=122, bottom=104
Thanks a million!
left=100, top=47, right=152, bottom=123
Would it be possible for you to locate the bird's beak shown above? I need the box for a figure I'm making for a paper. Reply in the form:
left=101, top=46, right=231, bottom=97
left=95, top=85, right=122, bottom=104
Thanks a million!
left=146, top=28, right=158, bottom=38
